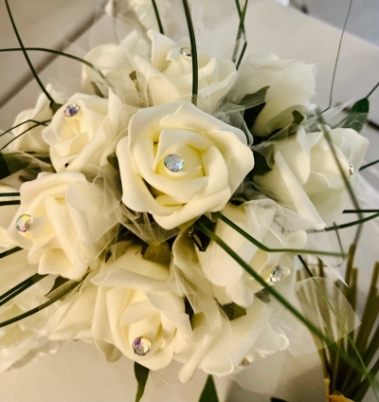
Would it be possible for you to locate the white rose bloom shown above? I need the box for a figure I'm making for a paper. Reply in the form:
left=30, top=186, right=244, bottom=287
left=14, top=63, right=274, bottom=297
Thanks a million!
left=8, top=85, right=68, bottom=153
left=7, top=172, right=118, bottom=280
left=117, top=101, right=255, bottom=230
left=173, top=200, right=307, bottom=308
left=42, top=92, right=136, bottom=173
left=0, top=250, right=57, bottom=372
left=233, top=54, right=315, bottom=136
left=253, top=126, right=369, bottom=227
left=89, top=242, right=192, bottom=371
left=135, top=31, right=238, bottom=113
left=0, top=185, right=19, bottom=251
left=177, top=293, right=288, bottom=382
left=82, top=31, right=149, bottom=105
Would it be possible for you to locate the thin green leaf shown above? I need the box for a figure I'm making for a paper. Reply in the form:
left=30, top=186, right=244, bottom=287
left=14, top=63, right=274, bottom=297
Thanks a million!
left=214, top=212, right=345, bottom=258
left=0, top=246, right=22, bottom=259
left=324, top=213, right=379, bottom=232
left=0, top=274, right=47, bottom=307
left=0, top=120, right=51, bottom=152
left=321, top=0, right=353, bottom=114
left=360, top=158, right=379, bottom=171
left=0, top=278, right=82, bottom=328
left=233, top=0, right=249, bottom=67
left=298, top=255, right=314, bottom=278
left=134, top=362, right=150, bottom=402
left=352, top=356, right=379, bottom=402
left=0, top=192, right=19, bottom=197
left=0, top=200, right=20, bottom=206
left=4, top=0, right=58, bottom=109
left=236, top=40, right=247, bottom=70
left=366, top=80, right=379, bottom=99
left=0, top=47, right=106, bottom=80
left=343, top=209, right=379, bottom=214
left=0, top=118, right=49, bottom=139
left=320, top=125, right=363, bottom=248
left=151, top=0, right=164, bottom=34
left=195, top=221, right=376, bottom=383
left=182, top=0, right=198, bottom=104
left=199, top=375, right=219, bottom=402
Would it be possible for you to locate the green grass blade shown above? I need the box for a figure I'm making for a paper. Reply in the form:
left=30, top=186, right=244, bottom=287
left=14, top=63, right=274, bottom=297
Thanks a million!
left=324, top=213, right=379, bottom=232
left=0, top=119, right=51, bottom=152
left=0, top=246, right=22, bottom=259
left=214, top=212, right=345, bottom=257
left=0, top=47, right=105, bottom=79
left=0, top=192, right=20, bottom=197
left=0, top=274, right=47, bottom=306
left=321, top=0, right=353, bottom=114
left=0, top=200, right=20, bottom=206
left=0, top=118, right=49, bottom=139
left=151, top=0, right=164, bottom=34
left=366, top=80, right=379, bottom=98
left=4, top=0, right=57, bottom=109
left=0, top=278, right=82, bottom=328
left=182, top=0, right=198, bottom=105
left=195, top=220, right=376, bottom=383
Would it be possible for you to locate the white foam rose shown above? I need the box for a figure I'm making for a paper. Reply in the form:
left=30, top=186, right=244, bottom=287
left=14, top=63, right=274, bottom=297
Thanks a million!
left=0, top=250, right=57, bottom=372
left=8, top=84, right=68, bottom=153
left=90, top=242, right=192, bottom=371
left=253, top=126, right=369, bottom=227
left=0, top=185, right=19, bottom=251
left=7, top=172, right=118, bottom=280
left=176, top=291, right=288, bottom=382
left=42, top=91, right=136, bottom=173
left=135, top=31, right=237, bottom=113
left=82, top=30, right=149, bottom=105
left=117, top=101, right=255, bottom=230
left=233, top=53, right=315, bottom=136
left=173, top=200, right=308, bottom=308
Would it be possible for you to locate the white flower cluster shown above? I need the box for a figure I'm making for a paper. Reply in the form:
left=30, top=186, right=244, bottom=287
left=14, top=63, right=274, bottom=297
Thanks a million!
left=0, top=13, right=368, bottom=390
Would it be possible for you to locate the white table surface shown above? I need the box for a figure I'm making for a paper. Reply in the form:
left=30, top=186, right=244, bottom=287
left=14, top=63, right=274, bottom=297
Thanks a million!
left=0, top=1, right=378, bottom=401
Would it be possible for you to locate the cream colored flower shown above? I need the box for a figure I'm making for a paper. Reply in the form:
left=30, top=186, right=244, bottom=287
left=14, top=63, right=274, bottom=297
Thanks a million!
left=117, top=101, right=255, bottom=230
left=253, top=126, right=369, bottom=227
left=7, top=172, right=118, bottom=280
left=136, top=31, right=237, bottom=112
left=174, top=200, right=308, bottom=308
left=0, top=185, right=19, bottom=251
left=233, top=53, right=315, bottom=136
left=82, top=31, right=149, bottom=105
left=90, top=242, right=192, bottom=370
left=177, top=292, right=288, bottom=382
left=43, top=92, right=136, bottom=173
left=8, top=85, right=67, bottom=153
left=0, top=250, right=57, bottom=372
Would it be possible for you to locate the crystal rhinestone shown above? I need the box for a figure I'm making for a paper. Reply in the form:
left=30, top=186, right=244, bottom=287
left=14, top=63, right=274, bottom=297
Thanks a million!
left=349, top=163, right=355, bottom=176
left=132, top=337, right=152, bottom=356
left=16, top=214, right=32, bottom=233
left=64, top=104, right=80, bottom=117
left=270, top=265, right=284, bottom=283
left=180, top=47, right=192, bottom=57
left=164, top=154, right=184, bottom=172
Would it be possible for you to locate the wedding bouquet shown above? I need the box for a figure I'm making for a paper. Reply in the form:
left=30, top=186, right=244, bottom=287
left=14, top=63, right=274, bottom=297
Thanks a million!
left=0, top=0, right=378, bottom=401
